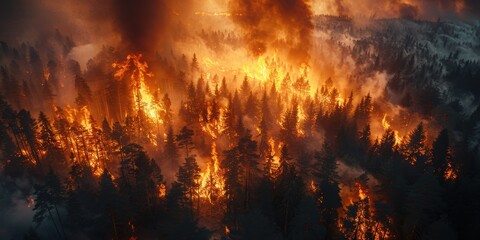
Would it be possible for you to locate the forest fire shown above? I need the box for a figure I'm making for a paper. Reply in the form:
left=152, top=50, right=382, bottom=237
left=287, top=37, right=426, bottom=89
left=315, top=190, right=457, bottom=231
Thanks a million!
left=113, top=54, right=165, bottom=125
left=199, top=142, right=225, bottom=203
left=0, top=0, right=479, bottom=239
left=381, top=114, right=403, bottom=145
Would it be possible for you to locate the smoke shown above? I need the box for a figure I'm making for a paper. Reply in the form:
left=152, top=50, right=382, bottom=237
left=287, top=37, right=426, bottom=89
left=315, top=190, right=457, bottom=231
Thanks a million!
left=0, top=0, right=200, bottom=54
left=228, top=0, right=314, bottom=64
left=314, top=0, right=480, bottom=20
left=112, top=0, right=165, bottom=52
left=0, top=178, right=35, bottom=239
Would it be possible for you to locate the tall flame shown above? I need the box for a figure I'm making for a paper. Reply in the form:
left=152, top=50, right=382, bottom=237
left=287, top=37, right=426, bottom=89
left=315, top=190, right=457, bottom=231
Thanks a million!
left=113, top=54, right=165, bottom=124
left=199, top=142, right=225, bottom=203
left=381, top=114, right=403, bottom=145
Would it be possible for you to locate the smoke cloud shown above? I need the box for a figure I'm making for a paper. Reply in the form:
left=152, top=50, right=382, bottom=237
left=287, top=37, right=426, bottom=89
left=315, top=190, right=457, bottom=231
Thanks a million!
left=314, top=0, right=480, bottom=20
left=228, top=0, right=314, bottom=64
left=2, top=0, right=477, bottom=57
left=0, top=0, right=198, bottom=54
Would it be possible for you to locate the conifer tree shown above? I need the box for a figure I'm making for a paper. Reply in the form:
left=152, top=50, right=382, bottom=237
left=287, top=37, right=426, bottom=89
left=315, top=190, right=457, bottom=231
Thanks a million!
left=314, top=142, right=341, bottom=239
left=33, top=168, right=67, bottom=239
left=431, top=129, right=450, bottom=180
left=402, top=122, right=428, bottom=169
left=237, top=131, right=259, bottom=211
left=221, top=147, right=242, bottom=226
left=176, top=126, right=194, bottom=158
left=164, top=125, right=180, bottom=170
left=38, top=112, right=66, bottom=173
left=176, top=156, right=201, bottom=215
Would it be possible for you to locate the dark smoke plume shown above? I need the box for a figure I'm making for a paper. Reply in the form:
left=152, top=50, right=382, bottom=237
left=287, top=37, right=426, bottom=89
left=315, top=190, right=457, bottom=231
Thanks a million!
left=112, top=0, right=170, bottom=52
left=228, top=0, right=314, bottom=64
left=0, top=0, right=195, bottom=54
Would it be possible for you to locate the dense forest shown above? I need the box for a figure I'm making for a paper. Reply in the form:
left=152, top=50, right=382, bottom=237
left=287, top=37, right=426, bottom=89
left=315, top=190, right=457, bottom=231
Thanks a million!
left=1, top=1, right=480, bottom=240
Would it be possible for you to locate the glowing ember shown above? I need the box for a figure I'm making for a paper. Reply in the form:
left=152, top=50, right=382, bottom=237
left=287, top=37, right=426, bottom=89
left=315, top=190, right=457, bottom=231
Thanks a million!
left=444, top=162, right=458, bottom=181
left=310, top=179, right=317, bottom=192
left=26, top=195, right=35, bottom=208
left=158, top=183, right=167, bottom=198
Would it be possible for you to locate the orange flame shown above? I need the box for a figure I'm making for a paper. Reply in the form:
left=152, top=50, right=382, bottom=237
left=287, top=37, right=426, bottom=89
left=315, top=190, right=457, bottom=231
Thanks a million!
left=199, top=142, right=225, bottom=203
left=113, top=54, right=164, bottom=122
left=381, top=114, right=403, bottom=145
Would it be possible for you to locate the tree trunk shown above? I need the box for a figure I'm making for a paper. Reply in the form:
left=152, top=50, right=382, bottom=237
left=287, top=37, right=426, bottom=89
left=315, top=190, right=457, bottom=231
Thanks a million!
left=47, top=208, right=63, bottom=240
left=111, top=213, right=119, bottom=240
left=54, top=204, right=67, bottom=240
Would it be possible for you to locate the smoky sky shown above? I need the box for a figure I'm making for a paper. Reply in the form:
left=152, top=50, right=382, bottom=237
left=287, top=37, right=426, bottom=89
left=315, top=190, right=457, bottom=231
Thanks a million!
left=0, top=0, right=194, bottom=53
left=112, top=0, right=171, bottom=52
left=328, top=0, right=480, bottom=19
left=0, top=0, right=64, bottom=42
left=228, top=0, right=314, bottom=64
left=1, top=0, right=479, bottom=55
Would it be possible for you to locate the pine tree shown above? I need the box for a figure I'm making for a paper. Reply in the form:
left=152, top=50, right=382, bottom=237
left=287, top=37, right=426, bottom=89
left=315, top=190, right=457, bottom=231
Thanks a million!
left=117, top=144, right=164, bottom=226
left=244, top=92, right=258, bottom=119
left=184, top=82, right=198, bottom=125
left=260, top=90, right=272, bottom=129
left=1, top=67, right=21, bottom=108
left=237, top=131, right=259, bottom=211
left=235, top=211, right=283, bottom=240
left=240, top=76, right=251, bottom=99
left=314, top=142, right=342, bottom=239
left=18, top=109, right=41, bottom=165
left=33, top=168, right=67, bottom=239
left=223, top=96, right=236, bottom=140
left=111, top=122, right=127, bottom=147
left=209, top=98, right=220, bottom=123
left=191, top=53, right=199, bottom=72
left=176, top=126, right=195, bottom=158
left=273, top=144, right=305, bottom=234
left=402, top=122, right=427, bottom=169
left=164, top=125, right=180, bottom=170
left=74, top=75, right=92, bottom=108
left=221, top=147, right=242, bottom=226
left=162, top=93, right=173, bottom=127
left=403, top=174, right=446, bottom=239
left=354, top=94, right=372, bottom=127
left=258, top=115, right=270, bottom=169
left=0, top=96, right=22, bottom=151
left=101, top=118, right=112, bottom=139
left=66, top=160, right=97, bottom=234
left=0, top=118, right=28, bottom=177
left=288, top=197, right=326, bottom=240
left=38, top=112, right=67, bottom=173
left=176, top=156, right=201, bottom=215
left=431, top=129, right=450, bottom=180
left=98, top=169, right=121, bottom=239
left=378, top=128, right=397, bottom=161
left=281, top=99, right=299, bottom=143
left=359, top=124, right=371, bottom=153
left=220, top=76, right=229, bottom=98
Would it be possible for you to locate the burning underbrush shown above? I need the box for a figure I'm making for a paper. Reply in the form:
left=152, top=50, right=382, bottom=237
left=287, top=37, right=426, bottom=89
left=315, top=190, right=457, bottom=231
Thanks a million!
left=0, top=2, right=478, bottom=238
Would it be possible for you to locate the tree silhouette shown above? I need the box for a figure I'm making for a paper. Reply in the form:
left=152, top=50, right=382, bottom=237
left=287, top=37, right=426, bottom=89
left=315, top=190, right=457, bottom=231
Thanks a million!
left=164, top=126, right=180, bottom=171
left=237, top=131, right=259, bottom=211
left=33, top=168, right=66, bottom=239
left=176, top=156, right=201, bottom=215
left=38, top=112, right=67, bottom=173
left=314, top=142, right=342, bottom=239
left=288, top=197, right=326, bottom=240
left=176, top=126, right=195, bottom=158
left=402, top=122, right=428, bottom=169
left=273, top=144, right=305, bottom=234
left=431, top=129, right=450, bottom=180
